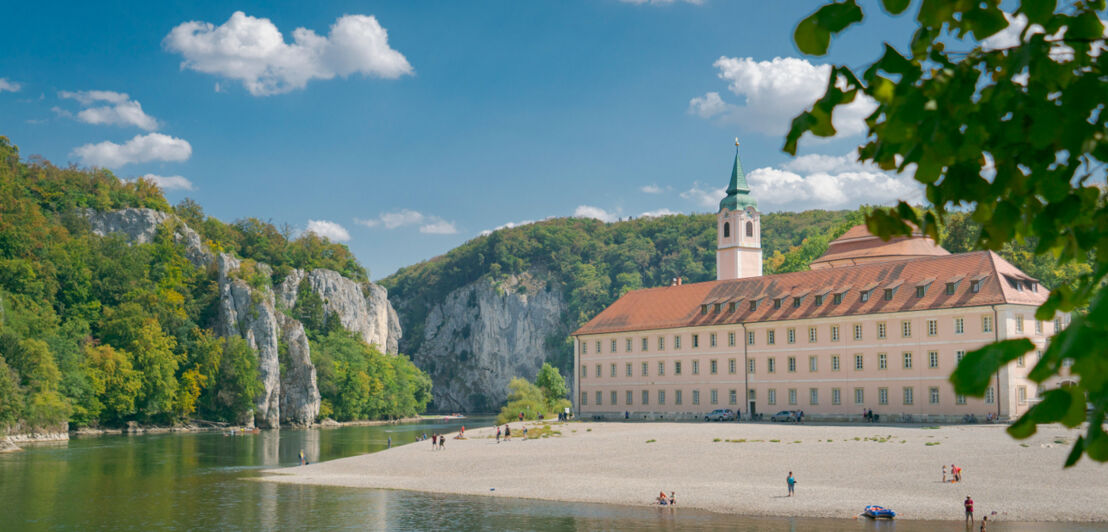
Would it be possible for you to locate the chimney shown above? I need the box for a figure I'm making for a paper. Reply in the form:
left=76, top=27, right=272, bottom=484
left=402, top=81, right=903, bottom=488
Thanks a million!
left=677, top=277, right=683, bottom=286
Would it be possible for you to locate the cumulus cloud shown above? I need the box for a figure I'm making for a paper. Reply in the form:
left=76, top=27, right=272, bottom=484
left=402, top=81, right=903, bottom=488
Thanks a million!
left=356, top=209, right=457, bottom=234
left=573, top=205, right=618, bottom=222
left=640, top=184, right=666, bottom=194
left=0, top=78, right=21, bottom=93
left=164, top=11, right=413, bottom=96
left=690, top=56, right=877, bottom=138
left=72, top=133, right=192, bottom=168
left=639, top=208, right=679, bottom=218
left=58, top=90, right=159, bottom=130
left=305, top=219, right=351, bottom=242
left=139, top=174, right=194, bottom=191
left=681, top=182, right=726, bottom=209
left=748, top=152, right=921, bottom=212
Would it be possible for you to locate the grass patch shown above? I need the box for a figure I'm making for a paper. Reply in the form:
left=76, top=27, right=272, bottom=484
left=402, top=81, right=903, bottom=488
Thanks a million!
left=769, top=439, right=781, bottom=443
left=713, top=438, right=722, bottom=442
left=1054, top=439, right=1068, bottom=445
left=925, top=441, right=941, bottom=446
left=523, top=425, right=561, bottom=439
left=900, top=440, right=906, bottom=444
left=646, top=439, right=656, bottom=443
left=792, top=440, right=802, bottom=444
left=730, top=438, right=746, bottom=443
left=922, top=426, right=940, bottom=430
left=586, top=428, right=592, bottom=432
left=853, top=437, right=861, bottom=441
left=1020, top=443, right=1030, bottom=448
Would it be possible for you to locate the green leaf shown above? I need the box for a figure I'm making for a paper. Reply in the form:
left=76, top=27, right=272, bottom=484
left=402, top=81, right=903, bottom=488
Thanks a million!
left=816, top=0, right=864, bottom=33
left=881, top=0, right=911, bottom=15
left=963, top=7, right=1010, bottom=40
left=1064, top=436, right=1085, bottom=468
left=1007, top=411, right=1039, bottom=439
left=1067, top=11, right=1105, bottom=40
left=1019, top=0, right=1056, bottom=25
left=950, top=338, right=1034, bottom=395
left=795, top=13, right=831, bottom=55
left=1061, top=386, right=1088, bottom=428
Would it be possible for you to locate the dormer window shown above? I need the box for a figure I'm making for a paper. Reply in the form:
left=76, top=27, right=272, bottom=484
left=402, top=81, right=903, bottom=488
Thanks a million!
left=793, top=297, right=802, bottom=308
left=750, top=300, right=758, bottom=311
left=861, top=290, right=871, bottom=302
left=916, top=285, right=926, bottom=298
left=833, top=293, right=843, bottom=305
left=970, top=280, right=981, bottom=293
left=814, top=294, right=824, bottom=306
left=945, top=282, right=956, bottom=295
left=713, top=303, right=722, bottom=313
left=701, top=304, right=708, bottom=315
left=774, top=298, right=782, bottom=309
left=1025, top=280, right=1037, bottom=292
left=883, top=288, right=894, bottom=301
left=728, top=302, right=737, bottom=312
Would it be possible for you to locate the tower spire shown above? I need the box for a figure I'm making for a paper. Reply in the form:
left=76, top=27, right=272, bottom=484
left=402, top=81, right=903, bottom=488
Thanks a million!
left=719, top=139, right=757, bottom=212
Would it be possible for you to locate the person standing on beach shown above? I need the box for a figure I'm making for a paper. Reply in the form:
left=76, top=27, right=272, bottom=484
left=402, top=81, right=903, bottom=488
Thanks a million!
left=299, top=449, right=305, bottom=466
left=943, top=465, right=947, bottom=483
left=669, top=492, right=676, bottom=505
left=787, top=472, right=796, bottom=496
left=505, top=425, right=511, bottom=441
left=496, top=426, right=501, bottom=443
left=432, top=434, right=437, bottom=450
left=964, top=496, right=974, bottom=524
left=440, top=436, right=445, bottom=450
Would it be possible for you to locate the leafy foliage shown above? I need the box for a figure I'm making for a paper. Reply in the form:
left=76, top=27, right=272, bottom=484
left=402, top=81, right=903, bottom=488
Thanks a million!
left=496, top=368, right=573, bottom=425
left=310, top=330, right=431, bottom=421
left=790, top=0, right=1107, bottom=464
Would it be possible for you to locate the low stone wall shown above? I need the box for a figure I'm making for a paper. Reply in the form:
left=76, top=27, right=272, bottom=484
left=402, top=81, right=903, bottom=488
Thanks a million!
left=581, top=410, right=1007, bottom=425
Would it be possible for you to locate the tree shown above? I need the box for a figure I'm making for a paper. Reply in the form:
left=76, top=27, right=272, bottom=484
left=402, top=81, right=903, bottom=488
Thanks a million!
left=217, top=336, right=261, bottom=423
left=84, top=344, right=142, bottom=424
left=497, top=377, right=547, bottom=425
left=16, top=338, right=72, bottom=428
left=534, top=362, right=568, bottom=408
left=0, top=356, right=24, bottom=432
left=129, top=319, right=180, bottom=421
left=789, top=0, right=1107, bottom=464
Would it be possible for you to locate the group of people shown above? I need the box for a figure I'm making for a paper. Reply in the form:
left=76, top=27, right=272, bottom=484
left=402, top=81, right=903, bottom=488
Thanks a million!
left=656, top=491, right=676, bottom=506
left=429, top=433, right=446, bottom=450
left=496, top=425, right=512, bottom=443
left=862, top=409, right=878, bottom=422
left=943, top=463, right=964, bottom=483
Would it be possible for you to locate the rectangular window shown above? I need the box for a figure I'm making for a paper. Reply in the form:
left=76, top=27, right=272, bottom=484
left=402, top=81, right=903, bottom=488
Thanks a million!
left=854, top=324, right=863, bottom=340
left=582, top=342, right=588, bottom=355
left=903, top=352, right=913, bottom=369
left=930, top=386, right=940, bottom=404
left=854, top=387, right=864, bottom=405
left=808, top=327, right=817, bottom=343
left=658, top=362, right=665, bottom=376
left=861, top=290, right=871, bottom=302
left=626, top=338, right=632, bottom=352
left=610, top=363, right=616, bottom=377
left=581, top=392, right=587, bottom=406
left=642, top=337, right=648, bottom=351
left=831, top=325, right=840, bottom=342
left=641, top=362, right=648, bottom=376
left=729, top=389, right=737, bottom=405
left=971, top=280, right=981, bottom=293
left=596, top=341, right=602, bottom=354
left=877, top=322, right=887, bottom=339
left=955, top=318, right=964, bottom=334
left=809, top=388, right=819, bottom=405
left=692, top=334, right=699, bottom=348
left=884, top=288, right=894, bottom=301
left=710, top=360, right=718, bottom=375
left=710, top=333, right=717, bottom=347
left=787, top=356, right=797, bottom=373
left=1016, top=354, right=1025, bottom=368
left=834, top=292, right=843, bottom=304
left=675, top=335, right=682, bottom=349
left=787, top=328, right=796, bottom=344
left=929, top=351, right=939, bottom=369
left=809, top=355, right=818, bottom=372
left=750, top=300, right=758, bottom=311
left=1016, top=315, right=1024, bottom=333
left=1054, top=318, right=1062, bottom=332
left=956, top=350, right=966, bottom=363
left=595, top=364, right=601, bottom=378
left=927, top=319, right=938, bottom=336
left=878, top=353, right=888, bottom=370
left=1035, top=320, right=1042, bottom=335
left=728, top=358, right=736, bottom=374
left=768, top=357, right=776, bottom=373
left=1018, top=385, right=1028, bottom=404
left=788, top=388, right=797, bottom=405
left=692, top=360, right=700, bottom=375
left=946, top=282, right=956, bottom=295
left=581, top=365, right=586, bottom=379
left=747, top=331, right=755, bottom=345
left=901, top=320, right=912, bottom=338
left=774, top=298, right=782, bottom=309
left=675, top=361, right=682, bottom=375
left=983, top=315, right=993, bottom=333
left=642, top=390, right=649, bottom=405
left=728, top=332, right=736, bottom=346
left=624, top=390, right=633, bottom=405
left=748, top=389, right=756, bottom=400
left=611, top=391, right=617, bottom=405
left=903, top=387, right=914, bottom=405
left=879, top=387, right=888, bottom=405
left=916, top=285, right=926, bottom=298
left=692, top=390, right=700, bottom=405
left=815, top=294, right=824, bottom=305
left=831, top=355, right=840, bottom=371
left=596, top=391, right=602, bottom=405
left=768, top=389, right=777, bottom=405
left=956, top=393, right=966, bottom=405
left=854, top=354, right=864, bottom=370
left=658, top=390, right=666, bottom=405
left=625, top=363, right=632, bottom=377
left=748, top=359, right=756, bottom=373
left=793, top=297, right=801, bottom=308
left=710, top=389, right=718, bottom=405
left=767, top=330, right=776, bottom=344
left=610, top=339, right=617, bottom=352
left=832, top=388, right=841, bottom=405
left=659, top=336, right=665, bottom=351
left=675, top=390, right=682, bottom=405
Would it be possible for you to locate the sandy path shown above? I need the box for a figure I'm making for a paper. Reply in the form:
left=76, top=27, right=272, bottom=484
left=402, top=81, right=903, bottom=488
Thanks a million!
left=260, top=422, right=1107, bottom=522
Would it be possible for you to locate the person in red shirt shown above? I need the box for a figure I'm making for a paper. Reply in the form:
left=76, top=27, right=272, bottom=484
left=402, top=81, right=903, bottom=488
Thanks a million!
left=964, top=496, right=974, bottom=524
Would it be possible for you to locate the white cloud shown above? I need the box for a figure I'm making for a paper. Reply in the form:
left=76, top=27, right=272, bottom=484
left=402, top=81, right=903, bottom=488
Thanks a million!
left=305, top=219, right=351, bottom=242
left=639, top=208, right=679, bottom=218
left=419, top=220, right=458, bottom=235
left=72, top=133, right=192, bottom=168
left=140, top=174, right=194, bottom=191
left=747, top=152, right=922, bottom=212
left=164, top=11, right=413, bottom=96
left=681, top=182, right=726, bottom=209
left=640, top=184, right=666, bottom=194
left=58, top=90, right=159, bottom=130
left=573, top=205, right=618, bottom=222
left=479, top=219, right=547, bottom=236
left=0, top=78, right=21, bottom=93
left=619, top=0, right=703, bottom=4
left=356, top=209, right=457, bottom=234
left=693, top=56, right=877, bottom=138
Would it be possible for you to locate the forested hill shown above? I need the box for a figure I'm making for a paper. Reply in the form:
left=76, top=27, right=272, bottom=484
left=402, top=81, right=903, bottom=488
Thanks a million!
left=0, top=137, right=429, bottom=433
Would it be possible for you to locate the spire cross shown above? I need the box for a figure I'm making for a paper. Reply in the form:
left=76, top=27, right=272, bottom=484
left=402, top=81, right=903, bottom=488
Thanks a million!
left=734, top=138, right=739, bottom=147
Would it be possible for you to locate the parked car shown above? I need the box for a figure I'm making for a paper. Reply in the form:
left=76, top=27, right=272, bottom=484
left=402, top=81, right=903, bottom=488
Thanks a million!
left=705, top=408, right=736, bottom=421
left=770, top=410, right=797, bottom=422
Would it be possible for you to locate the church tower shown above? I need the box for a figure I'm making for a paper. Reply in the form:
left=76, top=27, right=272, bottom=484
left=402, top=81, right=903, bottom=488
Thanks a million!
left=716, top=140, right=761, bottom=280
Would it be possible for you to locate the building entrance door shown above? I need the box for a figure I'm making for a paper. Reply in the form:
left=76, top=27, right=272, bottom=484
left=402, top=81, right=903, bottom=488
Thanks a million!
left=748, top=400, right=756, bottom=420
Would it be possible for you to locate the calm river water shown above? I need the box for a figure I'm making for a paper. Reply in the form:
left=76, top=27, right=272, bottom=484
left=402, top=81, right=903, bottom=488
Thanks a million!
left=2, top=416, right=1105, bottom=531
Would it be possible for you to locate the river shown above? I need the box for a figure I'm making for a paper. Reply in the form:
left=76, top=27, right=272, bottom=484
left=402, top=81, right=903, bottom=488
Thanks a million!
left=2, top=416, right=1105, bottom=531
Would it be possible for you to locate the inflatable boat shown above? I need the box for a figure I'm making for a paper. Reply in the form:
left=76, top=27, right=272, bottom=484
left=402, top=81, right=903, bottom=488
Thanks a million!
left=863, top=505, right=896, bottom=519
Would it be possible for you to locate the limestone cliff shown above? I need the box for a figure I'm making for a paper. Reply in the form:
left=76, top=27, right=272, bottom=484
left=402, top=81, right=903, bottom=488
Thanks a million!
left=276, top=268, right=400, bottom=354
left=413, top=272, right=565, bottom=412
left=276, top=314, right=320, bottom=426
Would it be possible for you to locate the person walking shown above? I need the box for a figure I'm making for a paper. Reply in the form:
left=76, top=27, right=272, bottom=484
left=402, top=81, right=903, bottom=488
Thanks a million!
left=964, top=496, right=974, bottom=524
left=496, top=426, right=501, bottom=443
left=787, top=472, right=797, bottom=496
left=942, top=465, right=947, bottom=483
left=440, top=436, right=445, bottom=451
left=387, top=436, right=392, bottom=449
left=299, top=449, right=305, bottom=466
left=505, top=425, right=511, bottom=441
left=432, top=434, right=437, bottom=450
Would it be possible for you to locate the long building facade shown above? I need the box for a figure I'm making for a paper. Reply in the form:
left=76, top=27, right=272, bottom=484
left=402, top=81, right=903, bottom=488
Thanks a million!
left=572, top=145, right=1065, bottom=422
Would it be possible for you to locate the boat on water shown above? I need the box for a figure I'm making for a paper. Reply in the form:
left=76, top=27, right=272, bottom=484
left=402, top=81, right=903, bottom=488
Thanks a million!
left=863, top=505, right=896, bottom=519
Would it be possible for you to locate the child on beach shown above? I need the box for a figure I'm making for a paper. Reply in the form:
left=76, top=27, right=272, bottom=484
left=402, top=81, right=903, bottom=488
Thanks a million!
left=669, top=492, right=676, bottom=505
left=496, top=426, right=501, bottom=443
left=657, top=491, right=668, bottom=505
left=942, top=465, right=947, bottom=483
left=787, top=472, right=797, bottom=496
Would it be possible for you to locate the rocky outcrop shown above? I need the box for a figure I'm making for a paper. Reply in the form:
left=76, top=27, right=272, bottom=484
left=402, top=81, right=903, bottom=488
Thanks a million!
left=84, top=208, right=213, bottom=267
left=276, top=268, right=400, bottom=354
left=277, top=314, right=320, bottom=426
left=216, top=254, right=281, bottom=428
left=414, top=272, right=565, bottom=412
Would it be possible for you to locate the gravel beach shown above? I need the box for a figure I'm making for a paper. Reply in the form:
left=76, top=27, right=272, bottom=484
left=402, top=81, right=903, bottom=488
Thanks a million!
left=260, top=421, right=1107, bottom=522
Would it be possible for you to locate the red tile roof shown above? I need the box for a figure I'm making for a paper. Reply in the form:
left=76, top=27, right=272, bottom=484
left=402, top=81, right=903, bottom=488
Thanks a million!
left=573, top=251, right=1047, bottom=336
left=810, top=225, right=950, bottom=269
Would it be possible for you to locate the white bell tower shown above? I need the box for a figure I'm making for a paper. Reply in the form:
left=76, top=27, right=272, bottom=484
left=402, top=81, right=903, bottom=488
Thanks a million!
left=716, top=140, right=761, bottom=280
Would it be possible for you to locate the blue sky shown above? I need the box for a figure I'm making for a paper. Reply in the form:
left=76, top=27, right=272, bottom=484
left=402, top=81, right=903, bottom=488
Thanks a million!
left=0, top=0, right=960, bottom=279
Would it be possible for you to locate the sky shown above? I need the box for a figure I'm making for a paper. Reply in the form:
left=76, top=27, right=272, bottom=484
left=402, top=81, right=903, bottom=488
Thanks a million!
left=0, top=0, right=1023, bottom=279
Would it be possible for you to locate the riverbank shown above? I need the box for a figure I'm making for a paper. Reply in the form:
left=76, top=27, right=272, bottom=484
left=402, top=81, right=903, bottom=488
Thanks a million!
left=260, top=421, right=1108, bottom=522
